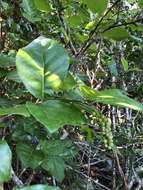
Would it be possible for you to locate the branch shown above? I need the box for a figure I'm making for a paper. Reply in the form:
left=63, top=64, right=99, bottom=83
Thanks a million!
left=76, top=0, right=121, bottom=59
left=102, top=18, right=143, bottom=33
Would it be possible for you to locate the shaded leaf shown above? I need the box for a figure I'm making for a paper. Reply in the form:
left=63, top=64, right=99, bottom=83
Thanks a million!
left=80, top=86, right=143, bottom=111
left=42, top=157, right=65, bottom=182
left=6, top=71, right=21, bottom=83
left=0, top=140, right=12, bottom=183
left=0, top=54, right=15, bottom=68
left=16, top=36, right=69, bottom=99
left=21, top=0, right=41, bottom=22
left=16, top=143, right=44, bottom=169
left=26, top=100, right=85, bottom=133
left=103, top=27, right=130, bottom=41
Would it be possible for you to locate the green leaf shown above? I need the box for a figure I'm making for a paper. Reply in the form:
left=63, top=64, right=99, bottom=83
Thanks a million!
left=82, top=0, right=108, bottom=14
left=121, top=57, right=129, bottom=72
left=42, top=157, right=65, bottom=182
left=138, top=0, right=143, bottom=8
left=34, top=0, right=50, bottom=12
left=16, top=143, right=44, bottom=169
left=0, top=54, right=15, bottom=68
left=80, top=86, right=143, bottom=111
left=0, top=105, right=30, bottom=117
left=21, top=0, right=41, bottom=22
left=6, top=71, right=21, bottom=83
left=103, top=27, right=130, bottom=41
left=60, top=72, right=76, bottom=91
left=13, top=184, right=60, bottom=190
left=41, top=139, right=76, bottom=159
left=41, top=139, right=75, bottom=181
left=16, top=36, right=70, bottom=99
left=0, top=140, right=12, bottom=183
left=26, top=100, right=85, bottom=133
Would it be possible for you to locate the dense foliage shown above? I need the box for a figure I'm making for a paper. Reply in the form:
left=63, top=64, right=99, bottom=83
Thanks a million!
left=0, top=0, right=143, bottom=189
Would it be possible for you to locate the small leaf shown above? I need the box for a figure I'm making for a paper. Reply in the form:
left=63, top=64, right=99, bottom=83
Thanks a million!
left=121, top=57, right=129, bottom=72
left=42, top=157, right=65, bottom=182
left=34, top=0, right=50, bottom=12
left=13, top=184, right=60, bottom=190
left=103, top=27, right=130, bottom=41
left=60, top=72, right=76, bottom=91
left=80, top=86, right=143, bottom=111
left=16, top=143, right=44, bottom=169
left=26, top=100, right=85, bottom=133
left=0, top=54, right=15, bottom=68
left=82, top=0, right=108, bottom=14
left=16, top=36, right=69, bottom=99
left=0, top=105, right=30, bottom=117
left=0, top=140, right=12, bottom=183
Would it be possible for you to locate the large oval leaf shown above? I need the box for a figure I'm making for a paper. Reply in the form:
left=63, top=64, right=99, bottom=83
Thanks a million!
left=16, top=36, right=69, bottom=99
left=13, top=184, right=60, bottom=190
left=80, top=86, right=143, bottom=111
left=0, top=140, right=12, bottom=183
left=26, top=100, right=86, bottom=133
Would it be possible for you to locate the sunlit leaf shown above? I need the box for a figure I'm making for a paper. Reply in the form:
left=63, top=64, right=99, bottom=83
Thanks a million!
left=0, top=140, right=12, bottom=183
left=80, top=86, right=143, bottom=111
left=121, top=57, right=129, bottom=72
left=34, top=0, right=51, bottom=12
left=16, top=36, right=70, bottom=99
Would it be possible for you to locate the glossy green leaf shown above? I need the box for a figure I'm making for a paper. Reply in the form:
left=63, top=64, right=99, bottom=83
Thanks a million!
left=121, top=58, right=129, bottom=72
left=34, top=0, right=50, bottom=12
left=0, top=105, right=30, bottom=117
left=0, top=140, right=12, bottom=183
left=16, top=143, right=44, bottom=169
left=16, top=36, right=70, bottom=99
left=82, top=0, right=108, bottom=14
left=80, top=86, right=143, bottom=111
left=103, top=27, right=130, bottom=41
left=26, top=100, right=85, bottom=133
left=13, top=184, right=60, bottom=190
